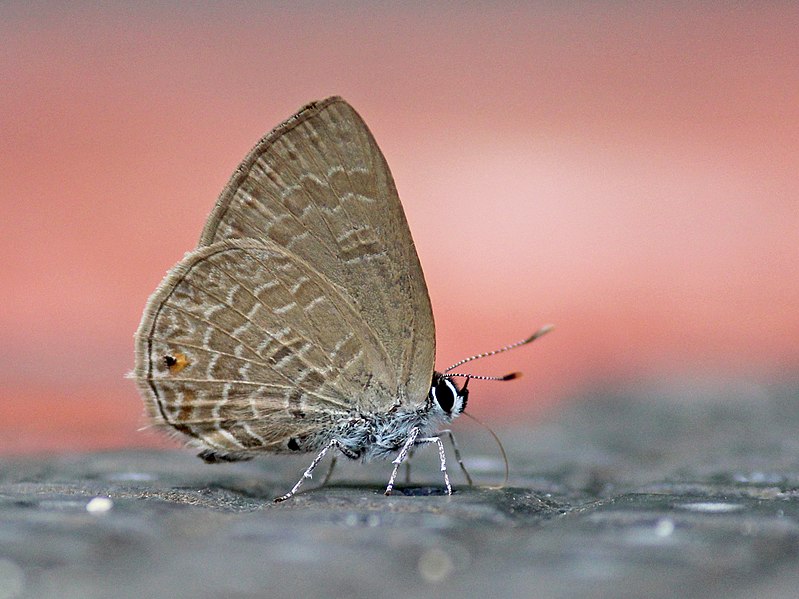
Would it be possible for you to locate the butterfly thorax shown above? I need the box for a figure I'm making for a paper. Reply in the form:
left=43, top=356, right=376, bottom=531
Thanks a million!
left=333, top=406, right=444, bottom=462
left=287, top=372, right=467, bottom=462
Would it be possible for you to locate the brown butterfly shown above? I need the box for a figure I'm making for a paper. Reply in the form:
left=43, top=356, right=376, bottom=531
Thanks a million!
left=133, top=97, right=551, bottom=501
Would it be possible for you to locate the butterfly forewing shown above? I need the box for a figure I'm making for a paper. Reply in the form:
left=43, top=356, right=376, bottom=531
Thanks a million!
left=198, top=97, right=435, bottom=407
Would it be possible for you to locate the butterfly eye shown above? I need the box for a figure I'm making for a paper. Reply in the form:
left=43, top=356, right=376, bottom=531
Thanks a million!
left=430, top=376, right=458, bottom=414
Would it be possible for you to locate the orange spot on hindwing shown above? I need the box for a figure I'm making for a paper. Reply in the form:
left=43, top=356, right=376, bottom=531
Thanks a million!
left=164, top=352, right=189, bottom=374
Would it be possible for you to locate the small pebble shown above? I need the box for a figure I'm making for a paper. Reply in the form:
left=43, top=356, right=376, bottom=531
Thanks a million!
left=86, top=496, right=114, bottom=514
left=654, top=518, right=675, bottom=537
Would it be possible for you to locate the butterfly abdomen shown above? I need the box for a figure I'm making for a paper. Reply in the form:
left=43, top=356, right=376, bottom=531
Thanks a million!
left=243, top=404, right=444, bottom=463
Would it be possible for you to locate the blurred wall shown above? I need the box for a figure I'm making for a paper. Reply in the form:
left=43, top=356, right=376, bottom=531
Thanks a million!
left=1, top=2, right=797, bottom=452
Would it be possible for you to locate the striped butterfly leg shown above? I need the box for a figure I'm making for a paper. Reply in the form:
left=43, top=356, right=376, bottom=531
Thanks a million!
left=384, top=428, right=452, bottom=496
left=274, top=439, right=358, bottom=502
left=438, top=429, right=474, bottom=486
left=402, top=430, right=472, bottom=486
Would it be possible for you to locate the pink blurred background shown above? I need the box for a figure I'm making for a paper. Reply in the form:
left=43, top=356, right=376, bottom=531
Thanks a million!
left=2, top=2, right=797, bottom=454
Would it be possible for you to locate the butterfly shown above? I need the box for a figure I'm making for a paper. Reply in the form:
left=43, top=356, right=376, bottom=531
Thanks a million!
left=133, top=96, right=551, bottom=501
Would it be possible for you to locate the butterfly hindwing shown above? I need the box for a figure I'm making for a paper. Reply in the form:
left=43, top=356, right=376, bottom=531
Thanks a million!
left=134, top=238, right=400, bottom=452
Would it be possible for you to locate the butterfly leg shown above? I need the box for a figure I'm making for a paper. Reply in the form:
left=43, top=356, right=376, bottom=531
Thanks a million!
left=413, top=436, right=452, bottom=495
left=385, top=429, right=452, bottom=496
left=385, top=427, right=420, bottom=495
left=321, top=454, right=338, bottom=486
left=275, top=439, right=350, bottom=502
left=404, top=446, right=416, bottom=484
left=438, top=429, right=473, bottom=486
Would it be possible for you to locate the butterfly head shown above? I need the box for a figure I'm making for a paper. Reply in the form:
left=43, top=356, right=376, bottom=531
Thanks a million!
left=428, top=372, right=469, bottom=417
left=429, top=324, right=555, bottom=419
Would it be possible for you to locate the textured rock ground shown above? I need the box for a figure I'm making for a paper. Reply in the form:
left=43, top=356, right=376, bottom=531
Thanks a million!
left=1, top=381, right=798, bottom=598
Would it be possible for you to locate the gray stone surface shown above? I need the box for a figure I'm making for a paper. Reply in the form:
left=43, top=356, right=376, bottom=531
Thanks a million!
left=1, top=382, right=798, bottom=598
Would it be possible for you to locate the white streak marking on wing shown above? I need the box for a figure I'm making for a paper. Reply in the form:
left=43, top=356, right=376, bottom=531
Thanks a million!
left=274, top=302, right=297, bottom=315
